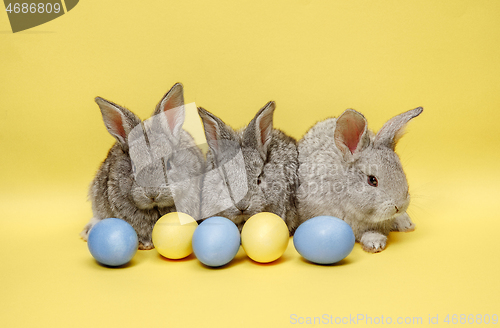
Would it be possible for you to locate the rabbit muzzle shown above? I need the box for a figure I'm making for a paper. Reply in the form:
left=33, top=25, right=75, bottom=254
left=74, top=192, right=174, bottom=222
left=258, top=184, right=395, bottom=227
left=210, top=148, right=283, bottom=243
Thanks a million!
left=373, top=197, right=410, bottom=223
left=132, top=186, right=175, bottom=210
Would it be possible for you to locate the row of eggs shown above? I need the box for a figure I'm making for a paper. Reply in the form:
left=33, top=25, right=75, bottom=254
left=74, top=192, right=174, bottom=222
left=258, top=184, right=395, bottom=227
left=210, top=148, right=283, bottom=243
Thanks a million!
left=87, top=212, right=355, bottom=267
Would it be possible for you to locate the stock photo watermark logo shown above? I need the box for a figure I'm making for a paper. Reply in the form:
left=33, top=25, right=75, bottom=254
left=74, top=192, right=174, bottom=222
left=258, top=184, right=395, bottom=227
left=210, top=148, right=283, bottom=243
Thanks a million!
left=4, top=0, right=79, bottom=33
left=128, top=103, right=248, bottom=218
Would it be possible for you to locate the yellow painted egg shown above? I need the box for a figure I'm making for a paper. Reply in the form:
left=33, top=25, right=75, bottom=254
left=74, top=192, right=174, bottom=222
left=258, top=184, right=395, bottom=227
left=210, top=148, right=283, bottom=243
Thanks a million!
left=241, top=212, right=289, bottom=263
left=152, top=212, right=198, bottom=259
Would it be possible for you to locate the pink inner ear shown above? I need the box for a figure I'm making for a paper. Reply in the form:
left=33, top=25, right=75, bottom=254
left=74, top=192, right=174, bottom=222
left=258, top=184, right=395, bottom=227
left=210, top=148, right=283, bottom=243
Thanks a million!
left=109, top=110, right=126, bottom=140
left=335, top=111, right=367, bottom=154
left=163, top=106, right=181, bottom=132
left=203, top=117, right=220, bottom=152
left=343, top=119, right=364, bottom=153
left=162, top=98, right=177, bottom=113
left=160, top=85, right=184, bottom=113
left=259, top=113, right=273, bottom=147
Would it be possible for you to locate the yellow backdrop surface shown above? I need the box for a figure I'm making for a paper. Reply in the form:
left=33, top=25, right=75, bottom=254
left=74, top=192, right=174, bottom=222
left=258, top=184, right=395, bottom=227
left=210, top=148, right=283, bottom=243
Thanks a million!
left=1, top=1, right=499, bottom=327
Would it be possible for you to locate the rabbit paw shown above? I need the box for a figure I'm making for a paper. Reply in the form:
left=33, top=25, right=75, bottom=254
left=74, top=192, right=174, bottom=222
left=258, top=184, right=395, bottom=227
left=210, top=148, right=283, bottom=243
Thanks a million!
left=360, top=232, right=387, bottom=253
left=79, top=217, right=101, bottom=241
left=138, top=241, right=154, bottom=250
left=392, top=212, right=415, bottom=232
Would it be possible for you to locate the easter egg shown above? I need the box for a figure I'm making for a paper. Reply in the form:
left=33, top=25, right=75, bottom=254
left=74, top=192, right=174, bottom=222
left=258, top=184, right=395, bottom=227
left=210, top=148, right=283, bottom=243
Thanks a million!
left=241, top=212, right=289, bottom=263
left=293, top=216, right=355, bottom=265
left=152, top=212, right=198, bottom=259
left=192, top=216, right=240, bottom=267
left=87, top=218, right=138, bottom=267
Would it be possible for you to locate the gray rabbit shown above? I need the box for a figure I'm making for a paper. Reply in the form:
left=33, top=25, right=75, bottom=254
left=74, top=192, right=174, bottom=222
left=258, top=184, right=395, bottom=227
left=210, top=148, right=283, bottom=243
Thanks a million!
left=297, top=107, right=423, bottom=252
left=80, top=83, right=204, bottom=249
left=197, top=101, right=299, bottom=233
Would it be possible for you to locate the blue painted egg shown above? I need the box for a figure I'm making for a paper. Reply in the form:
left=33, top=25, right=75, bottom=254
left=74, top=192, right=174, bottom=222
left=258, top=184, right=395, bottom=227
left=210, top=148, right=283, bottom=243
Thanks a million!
left=87, top=218, right=138, bottom=267
left=293, top=216, right=355, bottom=264
left=192, top=216, right=240, bottom=267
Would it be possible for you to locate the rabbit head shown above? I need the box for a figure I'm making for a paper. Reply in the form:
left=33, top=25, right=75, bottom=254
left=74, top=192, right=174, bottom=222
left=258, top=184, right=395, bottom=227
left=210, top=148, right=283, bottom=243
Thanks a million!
left=333, top=108, right=423, bottom=223
left=96, top=83, right=195, bottom=211
left=298, top=107, right=423, bottom=240
left=83, top=83, right=204, bottom=249
left=198, top=101, right=298, bottom=231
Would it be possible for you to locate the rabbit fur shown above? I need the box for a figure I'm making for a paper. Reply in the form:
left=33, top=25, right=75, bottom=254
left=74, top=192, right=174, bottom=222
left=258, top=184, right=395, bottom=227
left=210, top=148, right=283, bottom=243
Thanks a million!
left=297, top=107, right=423, bottom=253
left=197, top=101, right=299, bottom=233
left=80, top=83, right=204, bottom=250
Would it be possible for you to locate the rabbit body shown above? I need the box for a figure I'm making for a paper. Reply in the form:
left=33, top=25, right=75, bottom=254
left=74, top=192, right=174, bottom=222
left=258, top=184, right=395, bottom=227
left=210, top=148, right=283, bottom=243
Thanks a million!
left=198, top=102, right=299, bottom=233
left=297, top=108, right=423, bottom=252
left=80, top=84, right=204, bottom=249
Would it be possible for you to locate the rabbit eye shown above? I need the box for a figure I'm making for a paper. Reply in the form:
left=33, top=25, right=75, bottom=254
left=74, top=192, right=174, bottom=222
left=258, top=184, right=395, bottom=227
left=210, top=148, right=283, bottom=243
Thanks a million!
left=257, top=173, right=263, bottom=185
left=368, top=175, right=378, bottom=187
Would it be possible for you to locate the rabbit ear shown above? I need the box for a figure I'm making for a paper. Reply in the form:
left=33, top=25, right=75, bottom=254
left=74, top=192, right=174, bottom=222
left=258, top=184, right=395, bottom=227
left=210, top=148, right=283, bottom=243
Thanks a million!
left=198, top=107, right=232, bottom=155
left=374, top=107, right=423, bottom=150
left=95, top=97, right=141, bottom=150
left=251, top=101, right=275, bottom=160
left=334, top=109, right=370, bottom=158
left=154, top=83, right=185, bottom=138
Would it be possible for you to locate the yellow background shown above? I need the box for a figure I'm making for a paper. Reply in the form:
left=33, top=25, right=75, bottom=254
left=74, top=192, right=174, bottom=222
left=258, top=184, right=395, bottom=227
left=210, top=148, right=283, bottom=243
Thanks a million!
left=1, top=0, right=499, bottom=327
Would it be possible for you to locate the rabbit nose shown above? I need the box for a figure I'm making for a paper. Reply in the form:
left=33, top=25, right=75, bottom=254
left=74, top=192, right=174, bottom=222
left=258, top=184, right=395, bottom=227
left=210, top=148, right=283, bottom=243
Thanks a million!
left=235, top=200, right=250, bottom=212
left=394, top=205, right=404, bottom=213
left=146, top=190, right=160, bottom=200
